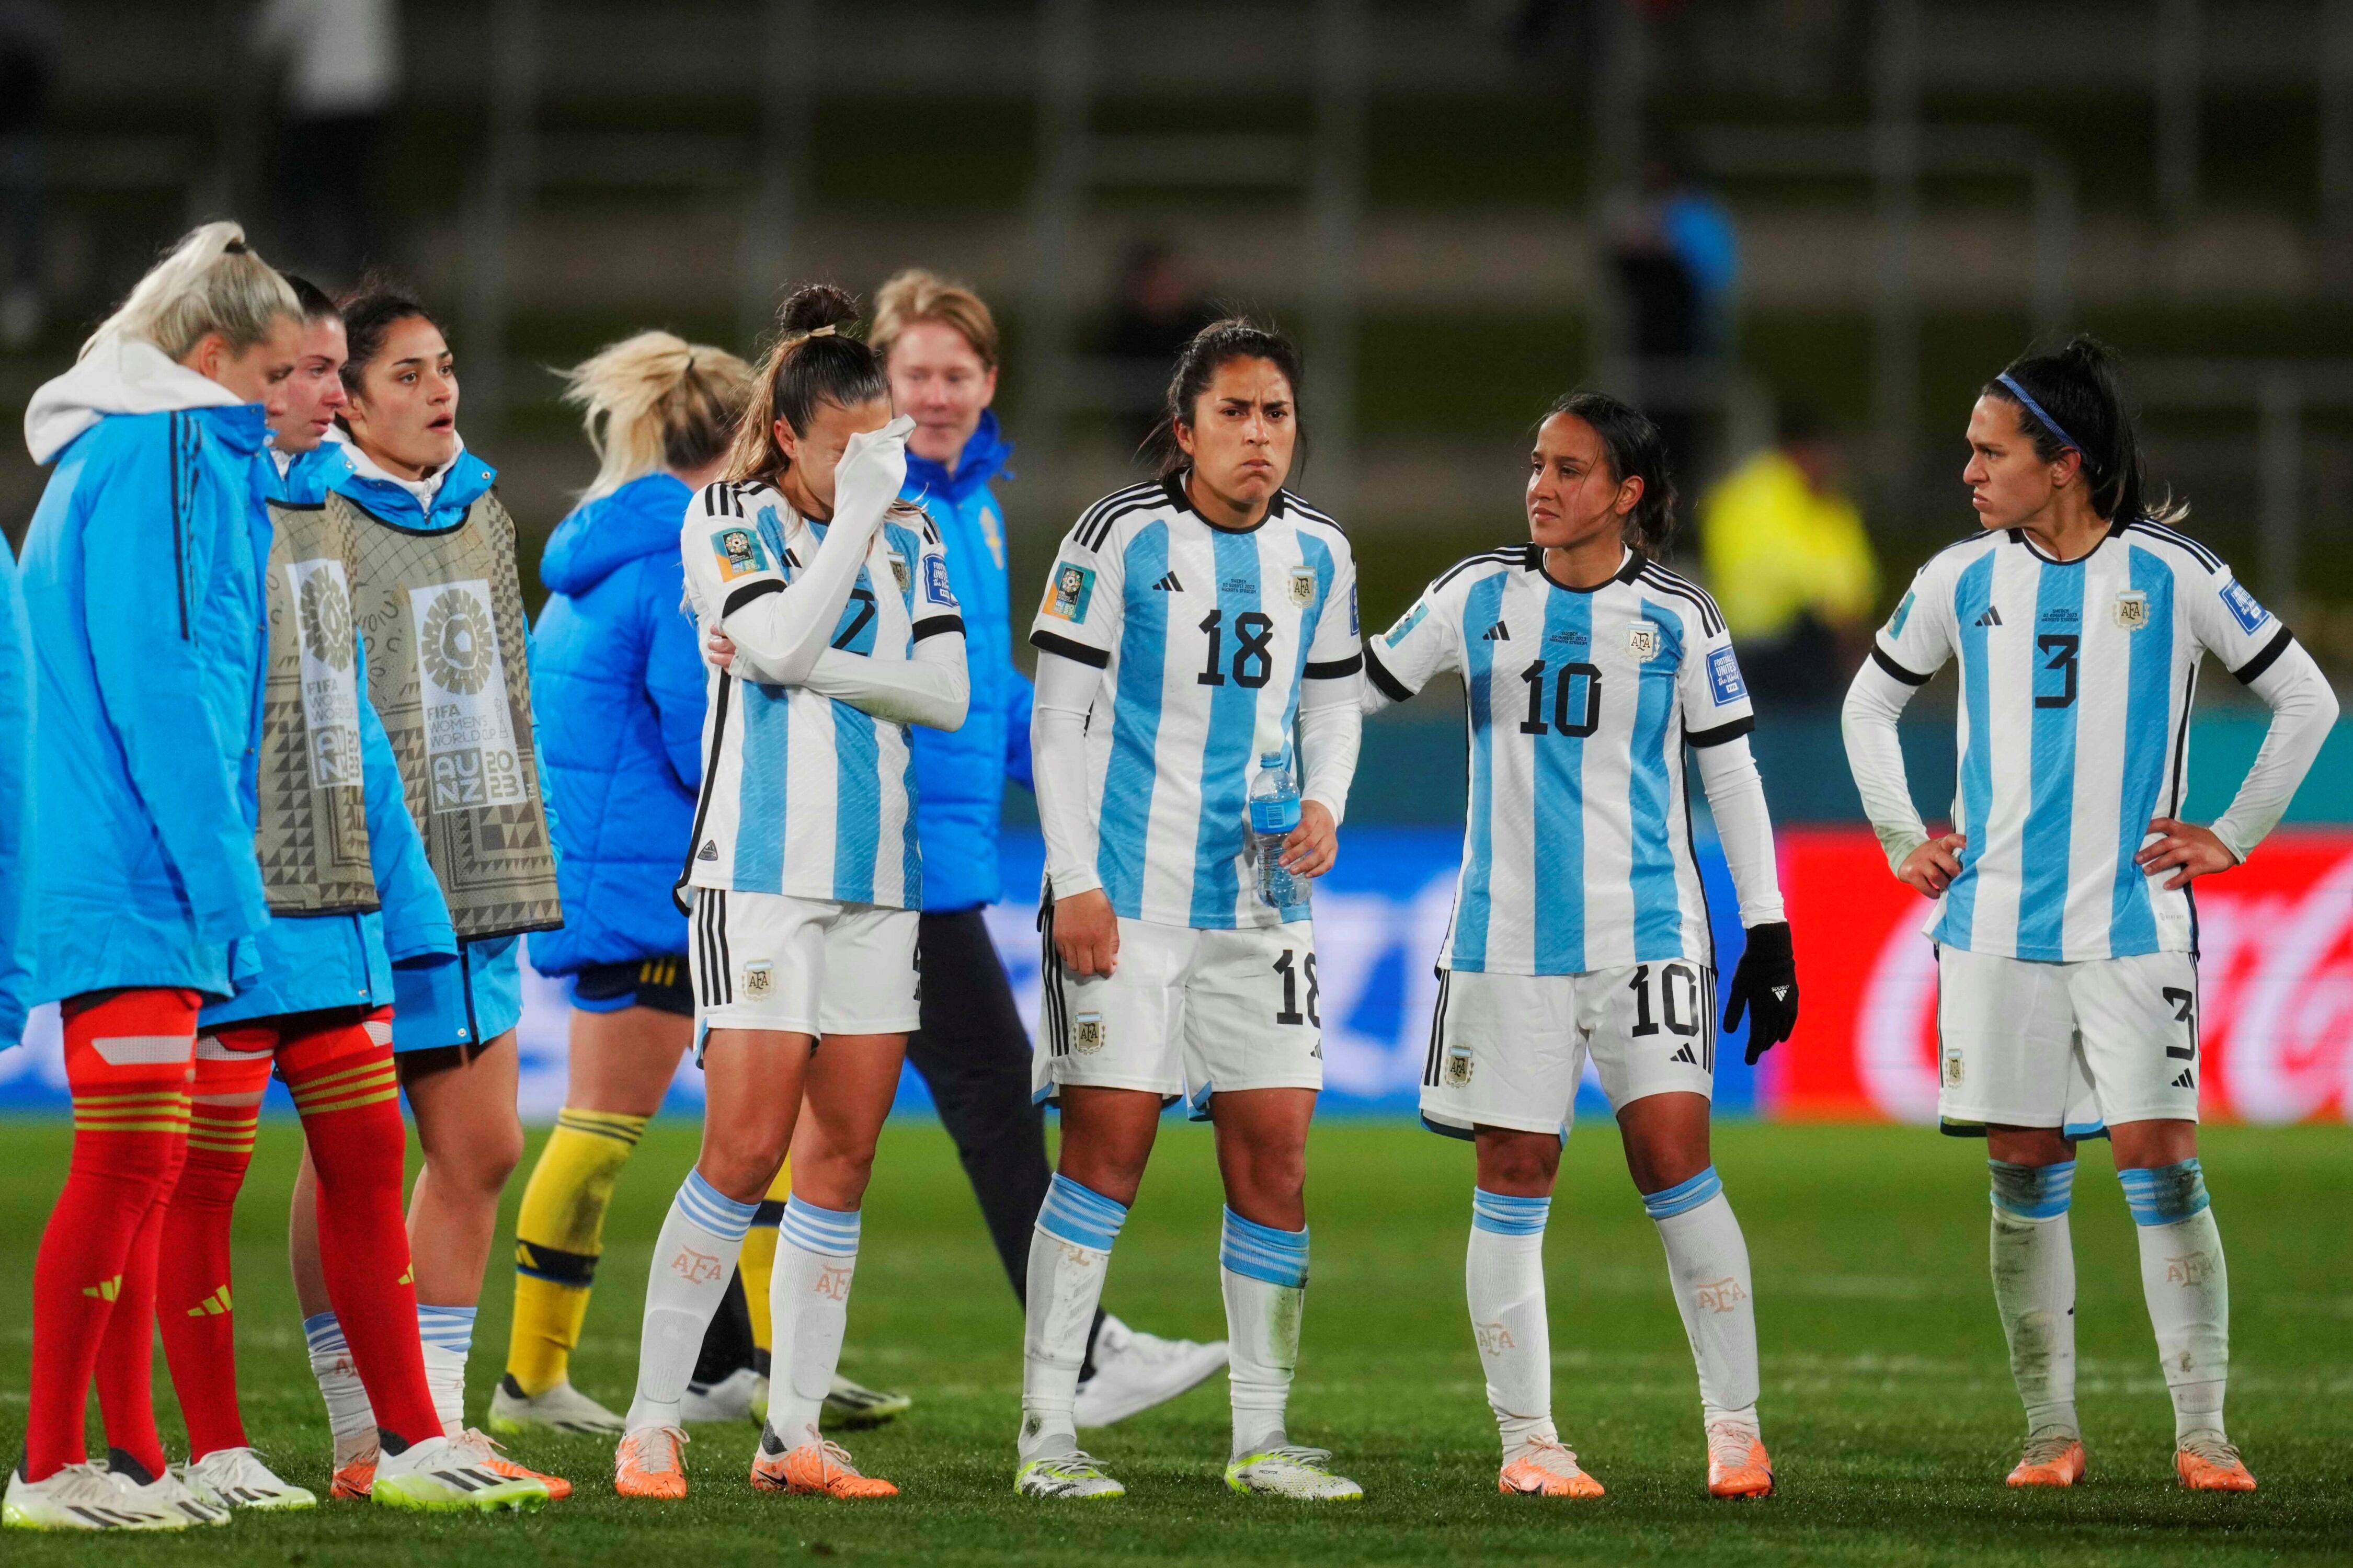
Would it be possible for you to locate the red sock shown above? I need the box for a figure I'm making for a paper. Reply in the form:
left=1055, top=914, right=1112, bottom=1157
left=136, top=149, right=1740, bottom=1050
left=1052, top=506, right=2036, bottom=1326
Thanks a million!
left=26, top=989, right=198, bottom=1482
left=282, top=1009, right=440, bottom=1447
left=152, top=1027, right=276, bottom=1459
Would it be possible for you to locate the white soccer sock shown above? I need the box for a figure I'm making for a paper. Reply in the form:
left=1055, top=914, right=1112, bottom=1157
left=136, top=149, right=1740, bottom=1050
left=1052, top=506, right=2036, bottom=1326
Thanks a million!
left=303, top=1312, right=379, bottom=1465
left=1989, top=1159, right=2079, bottom=1436
left=1645, top=1168, right=1761, bottom=1434
left=626, top=1171, right=760, bottom=1433
left=415, top=1303, right=477, bottom=1436
left=764, top=1197, right=861, bottom=1451
left=1466, top=1188, right=1556, bottom=1460
left=1220, top=1207, right=1310, bottom=1459
left=1020, top=1174, right=1126, bottom=1462
left=2121, top=1160, right=2231, bottom=1441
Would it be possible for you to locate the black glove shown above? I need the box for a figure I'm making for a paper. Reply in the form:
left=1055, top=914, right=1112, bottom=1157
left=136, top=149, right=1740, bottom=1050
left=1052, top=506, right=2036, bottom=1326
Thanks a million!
left=1723, top=921, right=1798, bottom=1065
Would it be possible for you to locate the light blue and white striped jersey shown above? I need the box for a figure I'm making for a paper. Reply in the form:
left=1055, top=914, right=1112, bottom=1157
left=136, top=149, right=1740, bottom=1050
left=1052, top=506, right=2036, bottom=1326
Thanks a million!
left=678, top=480, right=959, bottom=910
left=1365, top=546, right=1751, bottom=975
left=1030, top=478, right=1361, bottom=930
left=1872, top=519, right=2291, bottom=962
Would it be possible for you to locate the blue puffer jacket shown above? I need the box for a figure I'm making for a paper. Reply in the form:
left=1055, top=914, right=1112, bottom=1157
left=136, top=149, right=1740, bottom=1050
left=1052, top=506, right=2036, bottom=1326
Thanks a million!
left=528, top=473, right=706, bottom=970
left=17, top=342, right=274, bottom=1002
left=903, top=412, right=1033, bottom=913
left=0, top=542, right=32, bottom=1045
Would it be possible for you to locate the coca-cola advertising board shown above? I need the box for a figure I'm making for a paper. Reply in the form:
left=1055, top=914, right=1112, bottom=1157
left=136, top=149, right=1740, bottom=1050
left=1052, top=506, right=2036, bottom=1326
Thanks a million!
left=1772, top=828, right=2353, bottom=1124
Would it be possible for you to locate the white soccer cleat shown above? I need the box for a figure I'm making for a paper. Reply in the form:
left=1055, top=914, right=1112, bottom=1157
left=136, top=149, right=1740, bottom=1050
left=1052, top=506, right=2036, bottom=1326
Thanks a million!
left=105, top=1461, right=229, bottom=1527
left=180, top=1448, right=317, bottom=1510
left=490, top=1374, right=627, bottom=1436
left=824, top=1373, right=913, bottom=1430
left=1073, top=1315, right=1228, bottom=1428
left=371, top=1437, right=550, bottom=1514
left=1225, top=1445, right=1364, bottom=1501
left=1014, top=1451, right=1127, bottom=1500
left=680, top=1366, right=762, bottom=1424
left=5, top=1462, right=190, bottom=1531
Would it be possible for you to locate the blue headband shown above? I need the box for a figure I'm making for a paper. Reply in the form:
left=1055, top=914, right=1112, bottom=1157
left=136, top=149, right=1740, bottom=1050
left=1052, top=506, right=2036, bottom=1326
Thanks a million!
left=1997, top=373, right=2085, bottom=462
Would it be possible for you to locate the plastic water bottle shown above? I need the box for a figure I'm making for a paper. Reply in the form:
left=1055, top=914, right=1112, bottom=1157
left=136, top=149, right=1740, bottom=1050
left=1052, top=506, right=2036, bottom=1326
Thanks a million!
left=1249, top=749, right=1305, bottom=910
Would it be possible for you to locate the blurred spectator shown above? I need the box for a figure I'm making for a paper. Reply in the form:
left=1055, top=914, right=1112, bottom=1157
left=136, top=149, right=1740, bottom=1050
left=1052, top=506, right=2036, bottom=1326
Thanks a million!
left=1698, top=405, right=1880, bottom=706
left=0, top=2, right=58, bottom=351
left=254, top=0, right=401, bottom=282
left=1102, top=239, right=1214, bottom=452
left=1609, top=144, right=1738, bottom=480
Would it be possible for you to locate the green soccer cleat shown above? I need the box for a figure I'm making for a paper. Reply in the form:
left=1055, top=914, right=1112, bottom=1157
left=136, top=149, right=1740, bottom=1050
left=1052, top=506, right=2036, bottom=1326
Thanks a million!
left=1225, top=1446, right=1364, bottom=1501
left=180, top=1447, right=317, bottom=1511
left=5, top=1462, right=191, bottom=1531
left=370, top=1437, right=550, bottom=1514
left=821, top=1374, right=912, bottom=1431
left=1015, top=1452, right=1127, bottom=1500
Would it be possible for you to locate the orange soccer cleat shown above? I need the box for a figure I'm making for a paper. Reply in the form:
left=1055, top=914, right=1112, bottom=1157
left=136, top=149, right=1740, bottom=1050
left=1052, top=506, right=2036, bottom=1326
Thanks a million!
left=2174, top=1434, right=2256, bottom=1492
left=749, top=1434, right=898, bottom=1500
left=2006, top=1433, right=2087, bottom=1488
left=1705, top=1422, right=1775, bottom=1499
left=613, top=1426, right=690, bottom=1501
left=1498, top=1438, right=1605, bottom=1498
left=329, top=1453, right=375, bottom=1501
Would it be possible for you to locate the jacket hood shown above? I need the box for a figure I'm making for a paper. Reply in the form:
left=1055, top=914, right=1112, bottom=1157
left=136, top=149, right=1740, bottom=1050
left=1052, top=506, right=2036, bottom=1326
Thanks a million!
left=25, top=336, right=246, bottom=465
left=541, top=472, right=692, bottom=595
left=903, top=410, right=1013, bottom=506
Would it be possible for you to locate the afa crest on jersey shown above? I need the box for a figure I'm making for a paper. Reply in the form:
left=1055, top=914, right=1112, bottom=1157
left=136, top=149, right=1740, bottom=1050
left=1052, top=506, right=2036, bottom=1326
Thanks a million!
left=1043, top=561, right=1095, bottom=623
left=2114, top=589, right=2150, bottom=630
left=711, top=527, right=767, bottom=582
left=1627, top=623, right=1661, bottom=661
left=1288, top=565, right=1318, bottom=608
left=887, top=550, right=912, bottom=594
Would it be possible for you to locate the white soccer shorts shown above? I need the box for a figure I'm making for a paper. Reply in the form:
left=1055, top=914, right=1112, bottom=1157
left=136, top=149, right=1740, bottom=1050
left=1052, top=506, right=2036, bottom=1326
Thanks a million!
left=1035, top=911, right=1324, bottom=1113
left=1934, top=945, right=2201, bottom=1131
left=1418, top=962, right=1717, bottom=1140
left=691, top=888, right=921, bottom=1039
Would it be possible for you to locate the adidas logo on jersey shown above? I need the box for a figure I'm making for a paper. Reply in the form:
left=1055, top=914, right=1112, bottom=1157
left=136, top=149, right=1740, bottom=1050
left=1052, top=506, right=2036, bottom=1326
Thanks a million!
left=1480, top=622, right=1510, bottom=641
left=1152, top=571, right=1184, bottom=592
left=1975, top=605, right=2004, bottom=627
left=1671, top=1044, right=1698, bottom=1066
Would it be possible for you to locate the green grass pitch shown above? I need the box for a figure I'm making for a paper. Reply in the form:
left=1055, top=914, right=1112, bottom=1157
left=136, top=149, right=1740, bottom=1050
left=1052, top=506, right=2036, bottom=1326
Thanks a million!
left=2, top=1116, right=2347, bottom=1565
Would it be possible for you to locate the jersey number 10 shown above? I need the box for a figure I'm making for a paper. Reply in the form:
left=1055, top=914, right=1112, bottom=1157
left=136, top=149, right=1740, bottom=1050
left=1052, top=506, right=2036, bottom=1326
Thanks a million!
left=1518, top=659, right=1603, bottom=738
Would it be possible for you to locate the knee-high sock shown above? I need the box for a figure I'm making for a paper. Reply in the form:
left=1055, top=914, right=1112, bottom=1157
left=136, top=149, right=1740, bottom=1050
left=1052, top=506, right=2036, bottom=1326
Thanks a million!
left=1467, top=1189, right=1555, bottom=1458
left=28, top=989, right=197, bottom=1482
left=507, top=1108, right=648, bottom=1395
left=1220, top=1207, right=1310, bottom=1459
left=626, top=1171, right=759, bottom=1432
left=305, top=1313, right=381, bottom=1466
left=418, top=1304, right=478, bottom=1435
left=1646, top=1168, right=1762, bottom=1434
left=1020, top=1174, right=1126, bottom=1461
left=152, top=1034, right=273, bottom=1459
left=739, top=1162, right=791, bottom=1376
left=1989, top=1159, right=2078, bottom=1437
left=92, top=1138, right=186, bottom=1481
left=2121, top=1160, right=2231, bottom=1441
left=284, top=1012, right=439, bottom=1448
left=764, top=1197, right=861, bottom=1450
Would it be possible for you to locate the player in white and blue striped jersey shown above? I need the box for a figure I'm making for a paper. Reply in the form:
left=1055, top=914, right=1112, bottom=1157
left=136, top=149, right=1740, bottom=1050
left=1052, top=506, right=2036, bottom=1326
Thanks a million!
left=621, top=287, right=966, bottom=1503
left=1843, top=338, right=2336, bottom=1493
left=1365, top=393, right=1798, bottom=1502
left=1015, top=321, right=1365, bottom=1505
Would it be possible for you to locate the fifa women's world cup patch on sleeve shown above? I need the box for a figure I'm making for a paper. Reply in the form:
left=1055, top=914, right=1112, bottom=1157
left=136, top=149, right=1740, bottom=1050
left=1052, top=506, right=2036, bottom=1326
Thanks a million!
left=711, top=526, right=771, bottom=582
left=1042, top=560, right=1096, bottom=624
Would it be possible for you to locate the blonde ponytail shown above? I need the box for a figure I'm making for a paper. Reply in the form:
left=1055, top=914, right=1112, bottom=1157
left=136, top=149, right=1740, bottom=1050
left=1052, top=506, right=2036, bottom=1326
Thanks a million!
left=82, top=220, right=300, bottom=362
left=562, top=331, right=753, bottom=499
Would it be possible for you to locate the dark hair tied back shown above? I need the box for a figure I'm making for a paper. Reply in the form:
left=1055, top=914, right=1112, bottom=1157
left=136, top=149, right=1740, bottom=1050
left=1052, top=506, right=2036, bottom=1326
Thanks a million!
left=1540, top=390, right=1679, bottom=558
left=1984, top=334, right=2181, bottom=524
left=725, top=283, right=890, bottom=486
left=1144, top=316, right=1307, bottom=479
left=334, top=280, right=439, bottom=404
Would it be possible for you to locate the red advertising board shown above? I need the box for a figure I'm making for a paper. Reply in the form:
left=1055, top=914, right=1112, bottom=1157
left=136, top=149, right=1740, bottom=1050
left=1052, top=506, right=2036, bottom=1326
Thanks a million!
left=1771, top=828, right=2353, bottom=1124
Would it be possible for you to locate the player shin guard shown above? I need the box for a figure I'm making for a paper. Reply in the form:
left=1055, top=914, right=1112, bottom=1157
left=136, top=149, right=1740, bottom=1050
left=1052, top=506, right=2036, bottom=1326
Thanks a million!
left=740, top=1163, right=791, bottom=1375
left=284, top=1013, right=439, bottom=1448
left=626, top=1171, right=759, bottom=1431
left=1467, top=1189, right=1556, bottom=1458
left=2120, top=1160, right=2230, bottom=1441
left=1645, top=1168, right=1762, bottom=1434
left=1021, top=1174, right=1126, bottom=1460
left=305, top=1313, right=382, bottom=1465
left=417, top=1305, right=478, bottom=1434
left=507, top=1108, right=649, bottom=1396
left=1220, top=1207, right=1310, bottom=1458
left=1989, top=1159, right=2078, bottom=1436
left=27, top=989, right=197, bottom=1482
left=152, top=1034, right=274, bottom=1459
left=765, top=1197, right=861, bottom=1449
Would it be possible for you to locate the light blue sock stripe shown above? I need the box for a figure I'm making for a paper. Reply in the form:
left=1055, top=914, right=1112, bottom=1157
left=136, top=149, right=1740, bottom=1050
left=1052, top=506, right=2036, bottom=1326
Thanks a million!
left=303, top=1311, right=347, bottom=1355
left=1642, top=1166, right=1724, bottom=1220
left=1471, top=1188, right=1552, bottom=1236
left=779, top=1196, right=862, bottom=1256
left=416, top=1304, right=477, bottom=1354
left=1037, top=1173, right=1129, bottom=1253
left=676, top=1171, right=760, bottom=1241
left=1220, top=1207, right=1309, bottom=1288
left=2119, top=1160, right=2211, bottom=1226
left=1989, top=1158, right=2076, bottom=1220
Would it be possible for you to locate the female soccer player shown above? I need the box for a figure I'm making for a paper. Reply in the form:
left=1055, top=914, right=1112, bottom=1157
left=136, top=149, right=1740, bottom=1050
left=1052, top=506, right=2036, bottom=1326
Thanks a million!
left=489, top=331, right=755, bottom=1436
left=6, top=222, right=296, bottom=1532
left=1842, top=337, right=2336, bottom=1493
left=1364, top=392, right=1799, bottom=1502
left=287, top=288, right=569, bottom=1502
left=129, top=275, right=546, bottom=1516
left=611, top=284, right=966, bottom=1502
left=1015, top=319, right=1364, bottom=1503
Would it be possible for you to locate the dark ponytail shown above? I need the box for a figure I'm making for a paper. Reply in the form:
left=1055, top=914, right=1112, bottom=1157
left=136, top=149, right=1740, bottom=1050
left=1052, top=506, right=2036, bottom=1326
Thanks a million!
left=1143, top=316, right=1307, bottom=479
left=725, top=283, right=890, bottom=486
left=1540, top=390, right=1679, bottom=558
left=1983, top=334, right=2181, bottom=524
left=332, top=282, right=440, bottom=427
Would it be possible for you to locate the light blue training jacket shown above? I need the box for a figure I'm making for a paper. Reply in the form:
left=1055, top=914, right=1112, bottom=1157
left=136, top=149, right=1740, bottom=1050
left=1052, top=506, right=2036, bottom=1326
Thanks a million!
left=0, top=541, right=32, bottom=1044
